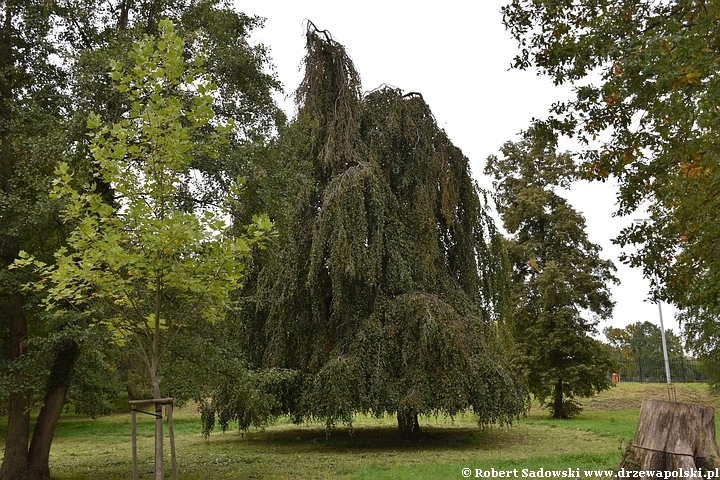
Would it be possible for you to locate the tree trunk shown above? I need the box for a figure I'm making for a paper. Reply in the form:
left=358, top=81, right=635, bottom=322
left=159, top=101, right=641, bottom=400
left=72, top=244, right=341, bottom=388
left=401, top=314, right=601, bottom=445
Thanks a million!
left=396, top=410, right=421, bottom=440
left=552, top=380, right=566, bottom=419
left=151, top=327, right=164, bottom=480
left=27, top=341, right=80, bottom=480
left=153, top=401, right=164, bottom=480
left=0, top=294, right=30, bottom=480
left=0, top=392, right=29, bottom=480
left=0, top=7, right=26, bottom=478
left=617, top=399, right=720, bottom=478
left=118, top=0, right=129, bottom=31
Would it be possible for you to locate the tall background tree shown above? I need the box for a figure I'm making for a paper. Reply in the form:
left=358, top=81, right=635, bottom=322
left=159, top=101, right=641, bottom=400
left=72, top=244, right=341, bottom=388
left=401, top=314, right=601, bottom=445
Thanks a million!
left=485, top=132, right=618, bottom=419
left=200, top=24, right=527, bottom=439
left=502, top=0, right=720, bottom=383
left=0, top=1, right=78, bottom=478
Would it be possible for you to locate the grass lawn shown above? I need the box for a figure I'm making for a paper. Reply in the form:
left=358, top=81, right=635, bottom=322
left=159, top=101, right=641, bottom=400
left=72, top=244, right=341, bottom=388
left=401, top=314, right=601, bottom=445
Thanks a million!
left=2, top=382, right=718, bottom=479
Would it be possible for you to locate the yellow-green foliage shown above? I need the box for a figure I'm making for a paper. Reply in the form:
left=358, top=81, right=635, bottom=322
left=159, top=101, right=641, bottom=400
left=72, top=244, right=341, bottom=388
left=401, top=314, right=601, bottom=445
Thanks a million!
left=13, top=19, right=271, bottom=395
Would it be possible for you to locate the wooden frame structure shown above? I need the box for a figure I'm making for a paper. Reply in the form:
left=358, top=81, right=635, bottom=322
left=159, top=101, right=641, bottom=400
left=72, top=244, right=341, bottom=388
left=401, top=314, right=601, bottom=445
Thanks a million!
left=130, top=397, right=177, bottom=480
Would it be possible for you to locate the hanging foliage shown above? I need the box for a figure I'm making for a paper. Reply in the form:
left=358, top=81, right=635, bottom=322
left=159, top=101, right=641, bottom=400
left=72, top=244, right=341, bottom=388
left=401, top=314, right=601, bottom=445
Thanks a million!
left=203, top=22, right=526, bottom=439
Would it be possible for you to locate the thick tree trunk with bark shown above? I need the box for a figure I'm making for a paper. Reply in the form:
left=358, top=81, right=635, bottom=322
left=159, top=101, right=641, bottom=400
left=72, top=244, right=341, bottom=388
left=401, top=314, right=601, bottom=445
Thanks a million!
left=0, top=392, right=29, bottom=480
left=0, top=294, right=30, bottom=480
left=27, top=342, right=80, bottom=480
left=396, top=411, right=421, bottom=440
left=617, top=399, right=720, bottom=478
left=0, top=7, right=27, bottom=477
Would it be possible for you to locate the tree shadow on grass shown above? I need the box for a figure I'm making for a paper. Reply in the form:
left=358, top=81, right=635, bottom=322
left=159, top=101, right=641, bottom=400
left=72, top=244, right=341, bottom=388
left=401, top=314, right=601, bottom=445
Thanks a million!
left=205, top=423, right=529, bottom=454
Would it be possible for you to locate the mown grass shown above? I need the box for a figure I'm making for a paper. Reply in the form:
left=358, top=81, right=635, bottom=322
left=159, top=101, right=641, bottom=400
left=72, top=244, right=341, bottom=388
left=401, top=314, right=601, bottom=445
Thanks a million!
left=2, top=382, right=718, bottom=479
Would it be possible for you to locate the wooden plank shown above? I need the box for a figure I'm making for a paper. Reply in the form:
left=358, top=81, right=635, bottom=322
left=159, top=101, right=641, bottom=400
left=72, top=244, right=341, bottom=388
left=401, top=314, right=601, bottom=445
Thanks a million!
left=129, top=397, right=174, bottom=405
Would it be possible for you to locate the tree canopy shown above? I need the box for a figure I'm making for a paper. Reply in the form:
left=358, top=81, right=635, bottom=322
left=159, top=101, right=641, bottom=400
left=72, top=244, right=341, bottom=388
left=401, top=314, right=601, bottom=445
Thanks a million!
left=201, top=23, right=526, bottom=439
left=502, top=0, right=720, bottom=313
left=485, top=131, right=618, bottom=419
left=13, top=20, right=272, bottom=479
left=0, top=1, right=281, bottom=478
left=0, top=2, right=78, bottom=477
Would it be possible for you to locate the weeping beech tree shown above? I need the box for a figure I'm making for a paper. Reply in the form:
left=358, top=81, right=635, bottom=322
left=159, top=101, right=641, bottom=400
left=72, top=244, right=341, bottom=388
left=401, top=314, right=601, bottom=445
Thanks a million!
left=202, top=24, right=525, bottom=439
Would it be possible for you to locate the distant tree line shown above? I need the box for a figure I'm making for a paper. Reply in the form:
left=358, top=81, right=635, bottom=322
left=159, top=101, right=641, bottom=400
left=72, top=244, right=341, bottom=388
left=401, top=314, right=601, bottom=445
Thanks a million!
left=605, top=321, right=707, bottom=383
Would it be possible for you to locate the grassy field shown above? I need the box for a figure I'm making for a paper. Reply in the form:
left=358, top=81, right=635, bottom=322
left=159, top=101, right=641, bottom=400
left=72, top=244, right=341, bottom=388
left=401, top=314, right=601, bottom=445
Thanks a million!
left=2, top=383, right=719, bottom=479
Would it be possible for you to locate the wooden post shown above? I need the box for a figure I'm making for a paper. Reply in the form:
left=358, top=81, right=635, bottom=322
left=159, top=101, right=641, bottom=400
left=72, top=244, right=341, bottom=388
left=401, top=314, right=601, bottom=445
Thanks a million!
left=617, top=399, right=720, bottom=478
left=131, top=407, right=138, bottom=480
left=167, top=403, right=178, bottom=480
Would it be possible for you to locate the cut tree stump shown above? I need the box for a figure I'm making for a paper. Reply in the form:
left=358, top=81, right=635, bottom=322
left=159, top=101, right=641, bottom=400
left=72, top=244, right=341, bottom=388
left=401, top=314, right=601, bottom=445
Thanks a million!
left=617, top=399, right=720, bottom=478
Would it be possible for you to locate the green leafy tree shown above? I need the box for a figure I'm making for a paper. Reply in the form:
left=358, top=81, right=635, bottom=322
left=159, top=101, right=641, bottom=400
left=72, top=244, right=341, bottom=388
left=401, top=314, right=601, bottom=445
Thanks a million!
left=605, top=321, right=683, bottom=363
left=501, top=1, right=720, bottom=348
left=681, top=306, right=720, bottom=389
left=485, top=132, right=618, bottom=419
left=14, top=20, right=271, bottom=479
left=58, top=0, right=283, bottom=409
left=0, top=1, right=83, bottom=478
left=0, top=1, right=281, bottom=478
left=201, top=24, right=527, bottom=440
left=604, top=321, right=684, bottom=381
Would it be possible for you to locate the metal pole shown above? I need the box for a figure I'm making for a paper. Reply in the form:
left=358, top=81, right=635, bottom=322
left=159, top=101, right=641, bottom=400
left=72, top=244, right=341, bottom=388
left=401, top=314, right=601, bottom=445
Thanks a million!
left=657, top=298, right=672, bottom=384
left=633, top=219, right=672, bottom=385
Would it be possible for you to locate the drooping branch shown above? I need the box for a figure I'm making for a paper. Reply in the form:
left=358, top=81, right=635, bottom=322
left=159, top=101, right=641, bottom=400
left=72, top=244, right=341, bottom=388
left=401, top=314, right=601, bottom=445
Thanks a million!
left=223, top=23, right=526, bottom=438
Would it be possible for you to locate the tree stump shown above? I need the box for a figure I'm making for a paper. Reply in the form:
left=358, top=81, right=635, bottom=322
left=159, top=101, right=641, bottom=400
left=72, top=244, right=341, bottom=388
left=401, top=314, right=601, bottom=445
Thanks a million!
left=617, top=399, right=720, bottom=478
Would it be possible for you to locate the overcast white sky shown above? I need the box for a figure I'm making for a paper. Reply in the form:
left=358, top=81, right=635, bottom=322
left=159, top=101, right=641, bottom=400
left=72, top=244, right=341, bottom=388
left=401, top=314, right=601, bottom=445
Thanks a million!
left=235, top=0, right=679, bottom=338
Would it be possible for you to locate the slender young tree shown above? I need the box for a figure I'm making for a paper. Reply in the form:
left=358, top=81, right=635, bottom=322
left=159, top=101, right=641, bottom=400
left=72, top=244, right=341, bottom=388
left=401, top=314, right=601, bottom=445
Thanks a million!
left=15, top=20, right=271, bottom=479
left=202, top=24, right=526, bottom=439
left=485, top=131, right=618, bottom=419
